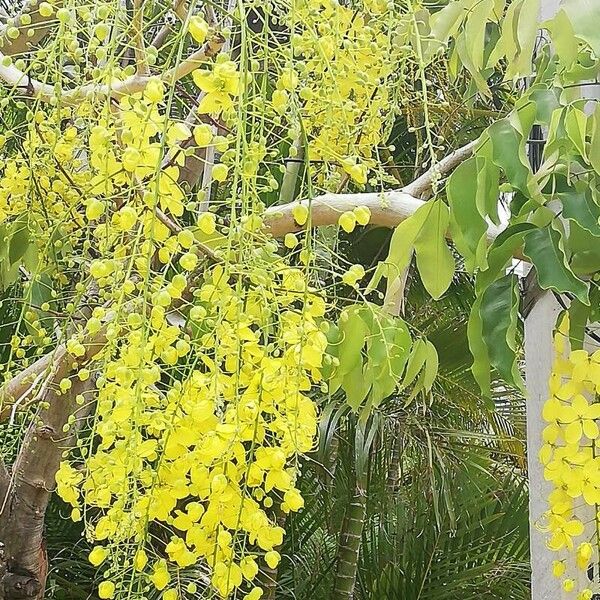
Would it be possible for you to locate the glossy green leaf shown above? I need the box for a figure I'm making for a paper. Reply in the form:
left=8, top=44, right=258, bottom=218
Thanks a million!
left=414, top=201, right=455, bottom=300
left=343, top=361, right=371, bottom=412
left=477, top=223, right=536, bottom=293
left=484, top=118, right=531, bottom=196
left=480, top=274, right=523, bottom=390
left=402, top=339, right=428, bottom=389
left=545, top=9, right=578, bottom=69
left=568, top=221, right=600, bottom=275
left=505, top=0, right=540, bottom=78
left=447, top=157, right=489, bottom=272
left=559, top=186, right=600, bottom=236
left=468, top=295, right=491, bottom=396
left=385, top=201, right=432, bottom=279
left=568, top=298, right=589, bottom=350
left=523, top=224, right=589, bottom=303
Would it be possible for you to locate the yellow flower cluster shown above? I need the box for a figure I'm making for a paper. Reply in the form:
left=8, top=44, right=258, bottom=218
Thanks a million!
left=540, top=316, right=600, bottom=598
left=275, top=0, right=394, bottom=187
left=56, top=258, right=329, bottom=598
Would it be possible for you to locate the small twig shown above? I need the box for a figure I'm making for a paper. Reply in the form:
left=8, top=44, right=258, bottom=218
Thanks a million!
left=133, top=0, right=150, bottom=76
left=151, top=0, right=188, bottom=49
left=0, top=33, right=225, bottom=103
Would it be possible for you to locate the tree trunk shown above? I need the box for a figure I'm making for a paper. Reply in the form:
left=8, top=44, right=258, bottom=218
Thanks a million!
left=331, top=483, right=367, bottom=600
left=0, top=375, right=94, bottom=600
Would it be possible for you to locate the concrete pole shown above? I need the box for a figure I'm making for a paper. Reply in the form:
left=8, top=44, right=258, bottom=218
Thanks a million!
left=524, top=291, right=567, bottom=598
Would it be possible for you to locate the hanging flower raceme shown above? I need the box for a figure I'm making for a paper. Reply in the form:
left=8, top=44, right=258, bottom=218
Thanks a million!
left=539, top=315, right=600, bottom=599
left=57, top=255, right=329, bottom=599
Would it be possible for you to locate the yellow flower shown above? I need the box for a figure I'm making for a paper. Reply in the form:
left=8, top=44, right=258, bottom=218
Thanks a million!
left=292, top=203, right=309, bottom=226
left=341, top=264, right=365, bottom=287
left=150, top=560, right=171, bottom=591
left=134, top=548, right=148, bottom=571
left=559, top=395, right=600, bottom=443
left=212, top=163, right=229, bottom=182
left=547, top=516, right=584, bottom=551
left=98, top=581, right=115, bottom=599
left=284, top=233, right=299, bottom=249
left=264, top=550, right=280, bottom=569
left=194, top=123, right=213, bottom=147
left=244, top=588, right=264, bottom=600
left=576, top=542, right=594, bottom=569
left=189, top=16, right=209, bottom=44
left=338, top=211, right=356, bottom=233
left=354, top=205, right=371, bottom=226
left=552, top=560, right=565, bottom=577
left=89, top=546, right=109, bottom=566
left=193, top=61, right=240, bottom=114
left=198, top=212, right=217, bottom=235
left=212, top=561, right=243, bottom=597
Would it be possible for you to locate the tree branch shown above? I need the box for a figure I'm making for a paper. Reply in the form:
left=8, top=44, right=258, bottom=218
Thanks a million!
left=403, top=140, right=478, bottom=198
left=151, top=0, right=188, bottom=50
left=133, top=0, right=150, bottom=75
left=264, top=188, right=503, bottom=242
left=0, top=32, right=225, bottom=103
left=0, top=0, right=59, bottom=57
left=262, top=140, right=496, bottom=242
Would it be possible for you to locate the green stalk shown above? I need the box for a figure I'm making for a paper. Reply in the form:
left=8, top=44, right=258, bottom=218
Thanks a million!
left=331, top=483, right=367, bottom=600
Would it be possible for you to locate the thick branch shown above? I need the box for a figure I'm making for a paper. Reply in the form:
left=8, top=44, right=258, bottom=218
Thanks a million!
left=0, top=1, right=59, bottom=57
left=263, top=189, right=505, bottom=244
left=0, top=352, right=55, bottom=422
left=0, top=33, right=224, bottom=103
left=403, top=140, right=478, bottom=198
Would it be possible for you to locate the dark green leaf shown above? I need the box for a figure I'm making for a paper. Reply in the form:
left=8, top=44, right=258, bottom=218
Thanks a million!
left=523, top=224, right=589, bottom=303
left=480, top=274, right=523, bottom=390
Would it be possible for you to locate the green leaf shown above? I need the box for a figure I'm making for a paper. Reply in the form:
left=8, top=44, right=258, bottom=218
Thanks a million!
left=429, top=0, right=466, bottom=45
left=523, top=224, right=589, bottom=303
left=484, top=112, right=534, bottom=197
left=422, top=341, right=439, bottom=393
left=384, top=201, right=432, bottom=280
left=343, top=361, right=371, bottom=412
left=504, top=0, right=540, bottom=78
left=447, top=157, right=490, bottom=272
left=557, top=0, right=600, bottom=57
left=402, top=339, right=428, bottom=389
left=462, top=0, right=494, bottom=72
left=337, top=307, right=368, bottom=376
left=568, top=221, right=600, bottom=275
left=480, top=274, right=523, bottom=390
left=414, top=201, right=455, bottom=300
left=9, top=213, right=30, bottom=265
left=477, top=223, right=536, bottom=293
left=402, top=339, right=438, bottom=404
left=468, top=295, right=491, bottom=396
left=564, top=106, right=588, bottom=159
left=545, top=9, right=578, bottom=69
left=559, top=186, right=600, bottom=236
left=568, top=298, right=589, bottom=350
